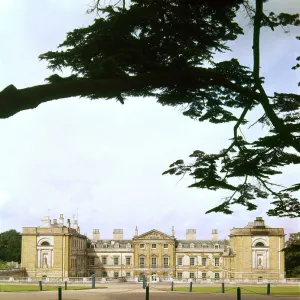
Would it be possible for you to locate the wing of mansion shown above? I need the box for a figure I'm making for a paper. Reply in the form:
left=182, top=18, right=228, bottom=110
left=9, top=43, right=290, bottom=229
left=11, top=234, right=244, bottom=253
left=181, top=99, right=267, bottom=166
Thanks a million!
left=21, top=215, right=285, bottom=281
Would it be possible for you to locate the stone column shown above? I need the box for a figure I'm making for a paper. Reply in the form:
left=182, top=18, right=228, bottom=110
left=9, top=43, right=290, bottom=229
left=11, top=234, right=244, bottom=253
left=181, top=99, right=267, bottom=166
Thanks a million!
left=37, top=249, right=41, bottom=268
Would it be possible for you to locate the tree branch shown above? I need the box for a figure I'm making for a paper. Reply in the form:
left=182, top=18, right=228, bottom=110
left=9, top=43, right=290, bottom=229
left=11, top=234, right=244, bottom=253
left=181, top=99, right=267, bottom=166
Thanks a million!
left=0, top=68, right=263, bottom=119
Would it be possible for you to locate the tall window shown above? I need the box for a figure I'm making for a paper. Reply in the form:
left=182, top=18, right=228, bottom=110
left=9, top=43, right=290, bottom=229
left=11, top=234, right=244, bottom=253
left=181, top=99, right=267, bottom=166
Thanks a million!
left=152, top=257, right=157, bottom=268
left=177, top=258, right=183, bottom=266
left=126, top=257, right=131, bottom=266
left=88, top=256, right=94, bottom=265
left=202, top=258, right=207, bottom=266
left=164, top=257, right=168, bottom=267
left=102, top=271, right=107, bottom=277
left=190, top=273, right=195, bottom=279
left=126, top=272, right=131, bottom=278
left=215, top=273, right=220, bottom=280
left=190, top=257, right=195, bottom=266
left=114, top=272, right=118, bottom=279
left=139, top=257, right=145, bottom=268
left=202, top=273, right=207, bottom=279
left=152, top=244, right=157, bottom=249
left=178, top=272, right=182, bottom=279
left=114, top=257, right=119, bottom=266
left=102, top=257, right=107, bottom=265
left=164, top=244, right=169, bottom=249
left=215, top=258, right=220, bottom=267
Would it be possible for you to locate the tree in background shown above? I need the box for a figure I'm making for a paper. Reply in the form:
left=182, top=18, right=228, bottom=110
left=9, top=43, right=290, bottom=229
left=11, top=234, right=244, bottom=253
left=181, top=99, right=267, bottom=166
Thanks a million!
left=0, top=230, right=21, bottom=263
left=283, top=232, right=300, bottom=278
left=0, top=0, right=299, bottom=217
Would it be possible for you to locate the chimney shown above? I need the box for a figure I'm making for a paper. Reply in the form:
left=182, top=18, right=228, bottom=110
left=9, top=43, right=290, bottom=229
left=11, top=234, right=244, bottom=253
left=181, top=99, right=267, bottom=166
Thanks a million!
left=212, top=229, right=218, bottom=241
left=224, top=239, right=227, bottom=251
left=41, top=216, right=51, bottom=228
left=73, top=220, right=80, bottom=231
left=53, top=219, right=58, bottom=226
left=59, top=214, right=64, bottom=226
left=135, top=226, right=139, bottom=237
left=93, top=229, right=100, bottom=240
left=172, top=226, right=175, bottom=237
left=186, top=229, right=196, bottom=240
left=113, top=229, right=123, bottom=240
left=66, top=219, right=71, bottom=228
left=254, top=217, right=265, bottom=228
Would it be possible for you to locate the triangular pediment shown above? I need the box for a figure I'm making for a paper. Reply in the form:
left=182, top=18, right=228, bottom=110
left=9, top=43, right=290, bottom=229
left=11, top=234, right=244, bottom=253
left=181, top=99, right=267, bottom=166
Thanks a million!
left=135, top=229, right=174, bottom=240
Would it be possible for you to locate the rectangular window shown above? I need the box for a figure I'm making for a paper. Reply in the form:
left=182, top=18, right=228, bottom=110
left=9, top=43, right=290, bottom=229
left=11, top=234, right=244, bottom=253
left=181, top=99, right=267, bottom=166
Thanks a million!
left=114, top=257, right=119, bottom=266
left=178, top=258, right=183, bottom=266
left=202, top=273, right=207, bottom=279
left=88, top=256, right=94, bottom=265
left=190, top=272, right=195, bottom=279
left=140, top=244, right=145, bottom=249
left=102, top=271, right=107, bottom=277
left=102, top=257, right=107, bottom=265
left=151, top=257, right=157, bottom=268
left=126, top=257, right=131, bottom=266
left=152, top=244, right=157, bottom=249
left=215, top=258, right=220, bottom=267
left=139, top=257, right=145, bottom=268
left=202, top=258, right=207, bottom=266
left=126, top=272, right=131, bottom=278
left=178, top=272, right=182, bottom=279
left=190, top=257, right=195, bottom=266
left=215, top=273, right=220, bottom=280
left=164, top=257, right=168, bottom=267
left=164, top=244, right=169, bottom=249
left=114, top=272, right=118, bottom=279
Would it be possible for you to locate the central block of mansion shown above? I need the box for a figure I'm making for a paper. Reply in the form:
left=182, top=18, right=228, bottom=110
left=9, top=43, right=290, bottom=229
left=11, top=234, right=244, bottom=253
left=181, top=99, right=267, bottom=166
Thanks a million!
left=21, top=216, right=285, bottom=280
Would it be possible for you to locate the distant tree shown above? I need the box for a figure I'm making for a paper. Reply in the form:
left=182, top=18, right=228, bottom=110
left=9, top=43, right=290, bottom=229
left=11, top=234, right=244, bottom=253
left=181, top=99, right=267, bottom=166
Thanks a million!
left=0, top=230, right=21, bottom=263
left=283, top=233, right=300, bottom=278
left=0, top=0, right=299, bottom=217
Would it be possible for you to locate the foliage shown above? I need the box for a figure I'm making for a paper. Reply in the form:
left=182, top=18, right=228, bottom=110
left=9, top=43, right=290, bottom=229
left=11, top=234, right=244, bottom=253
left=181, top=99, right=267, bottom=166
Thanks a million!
left=0, top=0, right=300, bottom=217
left=283, top=232, right=300, bottom=278
left=0, top=230, right=21, bottom=263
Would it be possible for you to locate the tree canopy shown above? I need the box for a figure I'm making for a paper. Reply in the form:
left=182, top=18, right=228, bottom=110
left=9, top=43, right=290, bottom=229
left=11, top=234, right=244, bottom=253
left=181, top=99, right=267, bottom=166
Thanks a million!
left=0, top=230, right=21, bottom=263
left=0, top=0, right=299, bottom=217
left=283, top=232, right=300, bottom=278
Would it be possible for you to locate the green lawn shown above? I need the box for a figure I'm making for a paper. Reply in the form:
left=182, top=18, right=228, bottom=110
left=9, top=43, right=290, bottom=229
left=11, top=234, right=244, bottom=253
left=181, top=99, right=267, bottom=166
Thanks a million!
left=174, top=286, right=300, bottom=296
left=0, top=284, right=107, bottom=292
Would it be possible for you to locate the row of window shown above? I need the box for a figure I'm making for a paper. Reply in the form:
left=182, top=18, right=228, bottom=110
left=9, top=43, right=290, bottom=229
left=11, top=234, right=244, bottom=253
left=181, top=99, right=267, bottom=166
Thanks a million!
left=139, top=243, right=220, bottom=249
left=99, top=243, right=132, bottom=249
left=88, top=256, right=220, bottom=267
left=139, top=257, right=169, bottom=268
left=88, top=257, right=132, bottom=266
left=177, top=272, right=220, bottom=280
left=177, top=257, right=219, bottom=267
left=72, top=239, right=85, bottom=250
left=71, top=257, right=85, bottom=268
left=178, top=243, right=220, bottom=249
left=139, top=244, right=169, bottom=249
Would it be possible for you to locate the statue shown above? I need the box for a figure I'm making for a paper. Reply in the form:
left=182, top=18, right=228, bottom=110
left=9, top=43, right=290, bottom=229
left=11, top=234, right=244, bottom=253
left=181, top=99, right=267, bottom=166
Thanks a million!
left=258, top=257, right=262, bottom=267
left=43, top=256, right=48, bottom=268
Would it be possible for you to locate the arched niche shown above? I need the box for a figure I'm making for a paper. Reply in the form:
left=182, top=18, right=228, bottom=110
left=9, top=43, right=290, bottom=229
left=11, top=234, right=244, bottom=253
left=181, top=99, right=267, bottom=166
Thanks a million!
left=37, top=237, right=53, bottom=269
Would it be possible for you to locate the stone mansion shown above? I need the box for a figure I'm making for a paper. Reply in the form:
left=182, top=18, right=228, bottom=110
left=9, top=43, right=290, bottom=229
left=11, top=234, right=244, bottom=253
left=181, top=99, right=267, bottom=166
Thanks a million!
left=21, top=215, right=285, bottom=281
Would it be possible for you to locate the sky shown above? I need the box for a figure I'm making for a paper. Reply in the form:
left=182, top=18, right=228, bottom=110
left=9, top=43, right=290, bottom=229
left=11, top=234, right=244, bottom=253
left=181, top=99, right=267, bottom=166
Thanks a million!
left=0, top=0, right=299, bottom=241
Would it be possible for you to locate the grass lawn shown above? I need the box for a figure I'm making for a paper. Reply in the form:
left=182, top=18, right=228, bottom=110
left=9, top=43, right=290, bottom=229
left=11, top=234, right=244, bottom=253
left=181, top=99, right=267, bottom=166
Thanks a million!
left=0, top=284, right=107, bottom=292
left=174, top=286, right=300, bottom=296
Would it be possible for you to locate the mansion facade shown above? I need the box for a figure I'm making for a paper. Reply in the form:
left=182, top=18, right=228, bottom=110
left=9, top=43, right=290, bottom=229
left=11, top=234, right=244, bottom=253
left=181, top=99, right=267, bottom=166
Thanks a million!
left=21, top=216, right=285, bottom=281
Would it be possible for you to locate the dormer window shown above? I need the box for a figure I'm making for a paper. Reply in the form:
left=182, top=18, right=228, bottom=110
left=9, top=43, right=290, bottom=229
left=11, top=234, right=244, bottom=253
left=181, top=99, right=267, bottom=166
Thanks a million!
left=190, top=243, right=195, bottom=248
left=178, top=243, right=182, bottom=249
left=126, top=243, right=132, bottom=248
left=215, top=244, right=219, bottom=249
left=114, top=243, right=119, bottom=248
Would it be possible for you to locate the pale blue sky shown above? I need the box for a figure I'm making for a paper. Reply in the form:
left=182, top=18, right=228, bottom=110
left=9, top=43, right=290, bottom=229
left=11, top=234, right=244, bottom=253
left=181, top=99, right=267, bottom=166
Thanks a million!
left=0, top=0, right=299, bottom=240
